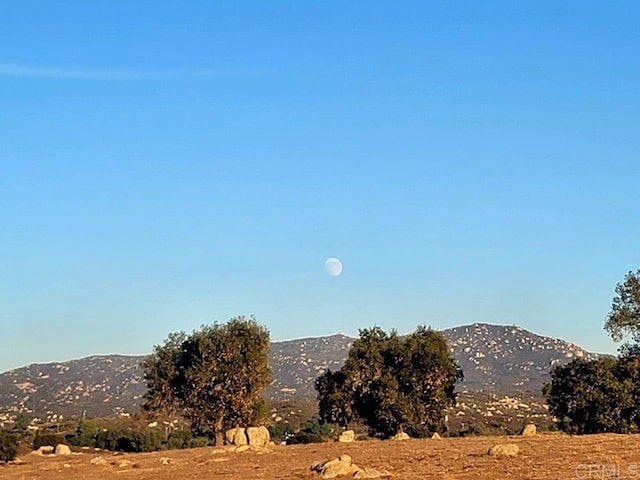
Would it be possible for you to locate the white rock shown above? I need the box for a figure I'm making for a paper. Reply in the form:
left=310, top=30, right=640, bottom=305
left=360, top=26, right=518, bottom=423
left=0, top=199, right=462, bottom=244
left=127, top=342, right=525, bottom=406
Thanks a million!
left=54, top=444, right=72, bottom=456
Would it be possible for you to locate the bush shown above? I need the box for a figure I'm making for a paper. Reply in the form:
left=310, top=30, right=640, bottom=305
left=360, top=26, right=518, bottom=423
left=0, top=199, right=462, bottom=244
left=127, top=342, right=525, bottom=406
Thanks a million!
left=268, top=422, right=293, bottom=443
left=190, top=436, right=210, bottom=448
left=94, top=429, right=163, bottom=453
left=66, top=433, right=96, bottom=448
left=300, top=420, right=333, bottom=438
left=286, top=431, right=324, bottom=444
left=12, top=414, right=31, bottom=432
left=0, top=431, right=18, bottom=463
left=77, top=420, right=99, bottom=438
left=167, top=430, right=192, bottom=450
left=285, top=420, right=334, bottom=444
left=403, top=424, right=433, bottom=438
left=33, top=432, right=64, bottom=450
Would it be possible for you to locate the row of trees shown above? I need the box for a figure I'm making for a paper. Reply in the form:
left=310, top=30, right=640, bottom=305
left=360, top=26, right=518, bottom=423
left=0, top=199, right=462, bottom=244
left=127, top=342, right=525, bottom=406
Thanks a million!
left=144, top=318, right=463, bottom=442
left=4, top=266, right=627, bottom=461
left=4, top=270, right=637, bottom=463
left=145, top=270, right=640, bottom=441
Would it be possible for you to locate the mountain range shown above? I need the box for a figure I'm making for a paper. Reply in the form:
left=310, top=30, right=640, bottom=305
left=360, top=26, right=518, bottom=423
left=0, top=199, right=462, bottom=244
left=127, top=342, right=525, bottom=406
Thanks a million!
left=0, top=323, right=602, bottom=424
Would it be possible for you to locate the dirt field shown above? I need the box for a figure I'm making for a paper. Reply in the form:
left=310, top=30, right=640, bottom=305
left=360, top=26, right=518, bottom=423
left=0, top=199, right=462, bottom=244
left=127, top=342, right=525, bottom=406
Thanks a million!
left=2, top=433, right=639, bottom=480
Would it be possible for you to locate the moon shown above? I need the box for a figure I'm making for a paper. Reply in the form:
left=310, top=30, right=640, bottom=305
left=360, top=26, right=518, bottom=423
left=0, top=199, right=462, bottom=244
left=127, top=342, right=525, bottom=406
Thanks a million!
left=325, top=257, right=343, bottom=277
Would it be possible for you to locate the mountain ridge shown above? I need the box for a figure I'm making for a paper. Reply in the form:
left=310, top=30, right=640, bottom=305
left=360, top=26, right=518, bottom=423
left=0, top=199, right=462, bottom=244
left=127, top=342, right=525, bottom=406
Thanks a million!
left=0, top=323, right=603, bottom=424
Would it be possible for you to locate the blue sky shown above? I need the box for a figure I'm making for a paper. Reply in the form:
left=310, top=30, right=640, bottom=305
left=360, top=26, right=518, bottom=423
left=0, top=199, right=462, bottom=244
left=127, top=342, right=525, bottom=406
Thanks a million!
left=1, top=1, right=639, bottom=371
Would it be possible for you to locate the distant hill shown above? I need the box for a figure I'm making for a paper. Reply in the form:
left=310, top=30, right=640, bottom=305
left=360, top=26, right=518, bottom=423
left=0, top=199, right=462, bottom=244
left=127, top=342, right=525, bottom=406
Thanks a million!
left=0, top=323, right=602, bottom=423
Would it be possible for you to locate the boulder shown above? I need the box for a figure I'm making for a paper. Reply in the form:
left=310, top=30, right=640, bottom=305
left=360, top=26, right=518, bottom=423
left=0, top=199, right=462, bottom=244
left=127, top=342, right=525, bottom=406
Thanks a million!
left=225, top=428, right=238, bottom=445
left=54, top=444, right=72, bottom=456
left=521, top=424, right=536, bottom=436
left=311, top=455, right=390, bottom=479
left=147, top=421, right=158, bottom=428
left=231, top=428, right=249, bottom=447
left=33, top=445, right=54, bottom=455
left=311, top=455, right=361, bottom=479
left=353, top=467, right=391, bottom=479
left=338, top=430, right=355, bottom=443
left=488, top=444, right=519, bottom=457
left=246, top=426, right=270, bottom=447
left=431, top=432, right=441, bottom=439
left=90, top=457, right=109, bottom=466
left=390, top=431, right=410, bottom=441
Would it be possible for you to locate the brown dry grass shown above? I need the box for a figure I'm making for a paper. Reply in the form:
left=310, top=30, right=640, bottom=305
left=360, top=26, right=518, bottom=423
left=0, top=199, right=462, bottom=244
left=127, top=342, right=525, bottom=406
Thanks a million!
left=2, top=433, right=639, bottom=480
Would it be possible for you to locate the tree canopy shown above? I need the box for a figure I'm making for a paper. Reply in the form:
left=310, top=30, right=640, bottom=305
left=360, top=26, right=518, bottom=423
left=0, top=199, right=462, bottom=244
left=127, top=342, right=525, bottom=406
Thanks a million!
left=543, top=269, right=640, bottom=434
left=604, top=270, right=640, bottom=354
left=545, top=356, right=640, bottom=434
left=316, top=325, right=462, bottom=437
left=143, top=316, right=271, bottom=445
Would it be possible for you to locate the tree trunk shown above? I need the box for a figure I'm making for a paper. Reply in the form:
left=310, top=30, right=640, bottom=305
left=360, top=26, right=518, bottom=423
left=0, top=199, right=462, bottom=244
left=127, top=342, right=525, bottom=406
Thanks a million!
left=215, top=416, right=225, bottom=446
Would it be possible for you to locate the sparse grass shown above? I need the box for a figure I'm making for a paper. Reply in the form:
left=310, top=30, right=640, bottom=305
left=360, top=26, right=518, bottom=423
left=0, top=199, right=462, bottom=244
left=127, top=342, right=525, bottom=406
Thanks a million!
left=2, top=433, right=639, bottom=479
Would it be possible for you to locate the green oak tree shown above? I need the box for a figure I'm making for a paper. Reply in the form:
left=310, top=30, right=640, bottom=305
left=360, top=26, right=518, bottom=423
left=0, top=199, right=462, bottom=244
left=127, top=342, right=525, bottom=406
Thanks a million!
left=143, top=316, right=271, bottom=446
left=605, top=270, right=640, bottom=355
left=316, top=325, right=462, bottom=437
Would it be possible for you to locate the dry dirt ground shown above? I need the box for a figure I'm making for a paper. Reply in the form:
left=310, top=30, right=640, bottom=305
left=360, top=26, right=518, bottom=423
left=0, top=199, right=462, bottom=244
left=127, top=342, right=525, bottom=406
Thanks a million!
left=2, top=433, right=639, bottom=480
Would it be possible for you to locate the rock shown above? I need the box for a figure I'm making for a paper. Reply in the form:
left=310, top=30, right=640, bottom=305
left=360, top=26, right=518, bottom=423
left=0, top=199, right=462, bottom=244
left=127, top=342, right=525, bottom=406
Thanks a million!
left=33, top=445, right=54, bottom=455
left=225, top=427, right=239, bottom=445
left=232, top=427, right=248, bottom=446
left=488, top=444, right=520, bottom=457
left=233, top=445, right=250, bottom=453
left=159, top=457, right=172, bottom=465
left=147, top=421, right=158, bottom=428
left=118, top=460, right=135, bottom=468
left=63, top=464, right=71, bottom=468
left=246, top=426, right=270, bottom=447
left=54, top=444, right=72, bottom=456
left=312, top=455, right=361, bottom=479
left=90, top=457, right=110, bottom=466
left=311, top=455, right=390, bottom=479
left=390, top=431, right=410, bottom=441
left=521, top=424, right=536, bottom=436
left=431, top=433, right=441, bottom=439
left=354, top=467, right=391, bottom=479
left=338, top=430, right=355, bottom=443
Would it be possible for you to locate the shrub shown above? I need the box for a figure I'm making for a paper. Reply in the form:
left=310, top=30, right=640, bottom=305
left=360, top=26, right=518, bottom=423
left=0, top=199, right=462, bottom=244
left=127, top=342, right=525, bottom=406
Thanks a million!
left=285, top=420, right=334, bottom=444
left=0, top=431, right=18, bottom=463
left=167, top=430, right=192, bottom=450
left=403, top=424, right=432, bottom=438
left=286, top=431, right=323, bottom=444
left=12, top=414, right=31, bottom=432
left=268, top=422, right=293, bottom=443
left=77, top=420, right=99, bottom=438
left=66, top=433, right=96, bottom=448
left=190, top=436, right=210, bottom=448
left=94, top=429, right=163, bottom=453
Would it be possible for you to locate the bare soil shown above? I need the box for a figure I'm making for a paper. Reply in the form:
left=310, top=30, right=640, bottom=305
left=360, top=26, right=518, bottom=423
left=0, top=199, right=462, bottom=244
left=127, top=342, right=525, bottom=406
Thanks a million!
left=2, top=433, right=639, bottom=480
